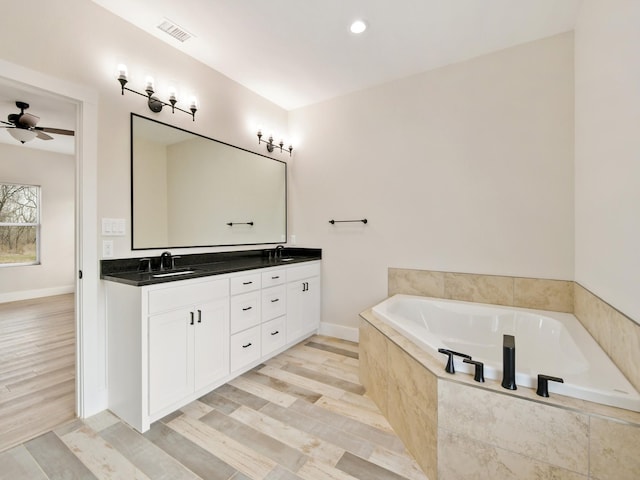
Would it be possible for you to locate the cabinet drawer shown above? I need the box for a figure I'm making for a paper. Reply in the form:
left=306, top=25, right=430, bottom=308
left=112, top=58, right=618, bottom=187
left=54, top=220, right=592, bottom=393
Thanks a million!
left=261, top=316, right=286, bottom=357
left=262, top=269, right=286, bottom=288
left=230, top=273, right=261, bottom=295
left=286, top=262, right=321, bottom=282
left=148, top=278, right=229, bottom=315
left=230, top=291, right=261, bottom=334
left=261, top=285, right=286, bottom=321
left=230, top=325, right=261, bottom=372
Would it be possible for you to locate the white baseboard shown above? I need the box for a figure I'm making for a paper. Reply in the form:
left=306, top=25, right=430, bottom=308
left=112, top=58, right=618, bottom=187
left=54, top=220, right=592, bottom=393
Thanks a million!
left=318, top=322, right=359, bottom=342
left=0, top=285, right=75, bottom=304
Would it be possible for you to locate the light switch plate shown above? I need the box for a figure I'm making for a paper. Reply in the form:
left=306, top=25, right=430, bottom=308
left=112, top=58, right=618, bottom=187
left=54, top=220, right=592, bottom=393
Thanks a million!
left=102, top=240, right=114, bottom=258
left=102, top=218, right=126, bottom=236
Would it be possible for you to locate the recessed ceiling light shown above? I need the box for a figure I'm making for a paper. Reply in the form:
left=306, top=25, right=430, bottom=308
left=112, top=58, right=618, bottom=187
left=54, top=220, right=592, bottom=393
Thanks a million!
left=350, top=20, right=367, bottom=34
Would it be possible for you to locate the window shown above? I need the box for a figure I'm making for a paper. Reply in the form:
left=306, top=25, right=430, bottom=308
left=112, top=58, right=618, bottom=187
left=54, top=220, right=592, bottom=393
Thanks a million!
left=0, top=183, right=40, bottom=266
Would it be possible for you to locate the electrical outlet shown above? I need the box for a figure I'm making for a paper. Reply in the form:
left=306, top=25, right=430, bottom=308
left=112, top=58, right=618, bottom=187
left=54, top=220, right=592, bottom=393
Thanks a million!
left=102, top=240, right=114, bottom=258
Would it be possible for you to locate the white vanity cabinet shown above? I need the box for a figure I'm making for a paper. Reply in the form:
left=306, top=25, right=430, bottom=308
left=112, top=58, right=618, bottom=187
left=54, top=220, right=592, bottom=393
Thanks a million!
left=148, top=296, right=229, bottom=414
left=286, top=262, right=321, bottom=344
left=107, top=276, right=229, bottom=433
left=105, top=259, right=321, bottom=433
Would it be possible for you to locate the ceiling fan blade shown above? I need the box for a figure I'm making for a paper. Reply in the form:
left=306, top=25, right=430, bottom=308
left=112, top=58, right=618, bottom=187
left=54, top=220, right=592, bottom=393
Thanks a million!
left=1, top=120, right=14, bottom=127
left=18, top=112, right=40, bottom=128
left=37, top=127, right=75, bottom=136
left=35, top=131, right=53, bottom=141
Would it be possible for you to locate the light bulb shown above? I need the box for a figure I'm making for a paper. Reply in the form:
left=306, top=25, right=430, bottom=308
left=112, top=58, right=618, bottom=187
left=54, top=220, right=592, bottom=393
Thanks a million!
left=350, top=20, right=367, bottom=34
left=168, top=86, right=177, bottom=102
left=116, top=64, right=128, bottom=81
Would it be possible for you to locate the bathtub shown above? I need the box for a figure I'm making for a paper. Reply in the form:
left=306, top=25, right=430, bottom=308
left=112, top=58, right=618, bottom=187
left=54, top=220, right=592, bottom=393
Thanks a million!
left=371, top=294, right=640, bottom=412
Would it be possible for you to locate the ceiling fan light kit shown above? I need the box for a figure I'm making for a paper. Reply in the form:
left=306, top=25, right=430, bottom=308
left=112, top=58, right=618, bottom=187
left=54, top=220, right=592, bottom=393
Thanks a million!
left=1, top=101, right=75, bottom=144
left=116, top=64, right=198, bottom=121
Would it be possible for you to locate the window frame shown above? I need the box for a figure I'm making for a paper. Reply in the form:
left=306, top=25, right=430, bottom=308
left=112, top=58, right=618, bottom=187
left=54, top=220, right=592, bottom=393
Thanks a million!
left=0, top=182, right=41, bottom=267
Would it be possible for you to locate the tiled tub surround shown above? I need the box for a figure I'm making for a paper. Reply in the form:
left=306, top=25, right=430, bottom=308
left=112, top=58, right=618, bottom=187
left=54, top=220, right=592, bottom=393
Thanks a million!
left=359, top=268, right=640, bottom=479
left=388, top=268, right=640, bottom=394
left=371, top=295, right=640, bottom=412
left=359, top=313, right=640, bottom=479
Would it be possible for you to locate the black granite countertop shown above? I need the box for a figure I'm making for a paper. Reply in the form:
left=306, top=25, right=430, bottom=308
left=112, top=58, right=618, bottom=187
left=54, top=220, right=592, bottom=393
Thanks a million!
left=100, top=248, right=321, bottom=287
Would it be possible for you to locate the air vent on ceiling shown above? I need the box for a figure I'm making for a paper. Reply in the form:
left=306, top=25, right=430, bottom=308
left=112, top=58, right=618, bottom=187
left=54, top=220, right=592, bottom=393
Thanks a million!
left=157, top=18, right=194, bottom=43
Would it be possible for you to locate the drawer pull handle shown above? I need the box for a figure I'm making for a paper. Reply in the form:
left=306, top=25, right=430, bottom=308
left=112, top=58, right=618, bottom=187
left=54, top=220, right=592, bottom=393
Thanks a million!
left=243, top=281, right=253, bottom=285
left=270, top=330, right=279, bottom=336
left=242, top=342, right=252, bottom=348
left=271, top=276, right=280, bottom=279
left=242, top=306, right=253, bottom=311
left=271, top=298, right=280, bottom=303
left=197, top=309, right=202, bottom=323
left=190, top=312, right=194, bottom=325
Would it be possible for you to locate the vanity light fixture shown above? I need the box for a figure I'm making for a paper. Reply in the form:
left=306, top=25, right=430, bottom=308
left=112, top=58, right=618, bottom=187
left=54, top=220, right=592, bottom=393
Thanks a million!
left=116, top=64, right=198, bottom=121
left=257, top=129, right=293, bottom=156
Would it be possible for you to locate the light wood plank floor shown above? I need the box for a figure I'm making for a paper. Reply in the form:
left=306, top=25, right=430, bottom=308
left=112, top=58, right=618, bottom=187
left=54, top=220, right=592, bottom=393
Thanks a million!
left=0, top=294, right=76, bottom=453
left=0, top=335, right=428, bottom=480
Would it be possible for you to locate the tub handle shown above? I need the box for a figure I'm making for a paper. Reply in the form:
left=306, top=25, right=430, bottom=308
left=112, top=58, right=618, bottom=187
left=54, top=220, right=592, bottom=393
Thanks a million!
left=463, top=358, right=485, bottom=383
left=438, top=348, right=472, bottom=374
left=536, top=374, right=564, bottom=397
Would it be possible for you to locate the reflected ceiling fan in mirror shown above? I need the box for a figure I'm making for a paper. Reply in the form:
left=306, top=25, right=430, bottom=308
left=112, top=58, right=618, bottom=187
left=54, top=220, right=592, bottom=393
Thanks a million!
left=1, top=101, right=75, bottom=144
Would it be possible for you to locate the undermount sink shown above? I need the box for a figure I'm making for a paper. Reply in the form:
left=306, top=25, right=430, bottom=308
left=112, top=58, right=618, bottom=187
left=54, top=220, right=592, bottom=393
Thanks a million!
left=279, top=258, right=295, bottom=262
left=151, top=270, right=196, bottom=278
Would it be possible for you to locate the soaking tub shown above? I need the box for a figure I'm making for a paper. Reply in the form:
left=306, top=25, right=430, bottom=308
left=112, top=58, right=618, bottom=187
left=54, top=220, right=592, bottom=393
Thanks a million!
left=371, top=294, right=640, bottom=412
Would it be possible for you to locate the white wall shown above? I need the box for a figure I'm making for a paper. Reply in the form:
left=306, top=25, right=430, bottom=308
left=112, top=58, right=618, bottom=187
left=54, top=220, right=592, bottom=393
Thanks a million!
left=289, top=33, right=575, bottom=330
left=0, top=143, right=75, bottom=302
left=0, top=0, right=288, bottom=413
left=574, top=0, right=640, bottom=323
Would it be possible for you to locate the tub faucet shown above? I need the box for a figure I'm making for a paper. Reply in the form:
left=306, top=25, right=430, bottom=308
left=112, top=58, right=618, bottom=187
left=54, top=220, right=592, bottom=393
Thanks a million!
left=501, top=334, right=517, bottom=390
left=437, top=348, right=472, bottom=374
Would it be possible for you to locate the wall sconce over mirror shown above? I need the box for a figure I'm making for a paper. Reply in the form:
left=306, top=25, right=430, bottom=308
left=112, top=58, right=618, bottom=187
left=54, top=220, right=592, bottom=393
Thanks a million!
left=257, top=129, right=293, bottom=156
left=116, top=64, right=198, bottom=121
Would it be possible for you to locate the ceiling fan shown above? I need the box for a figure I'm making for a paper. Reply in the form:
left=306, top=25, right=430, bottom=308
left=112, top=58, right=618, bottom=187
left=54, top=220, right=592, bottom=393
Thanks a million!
left=1, top=101, right=75, bottom=144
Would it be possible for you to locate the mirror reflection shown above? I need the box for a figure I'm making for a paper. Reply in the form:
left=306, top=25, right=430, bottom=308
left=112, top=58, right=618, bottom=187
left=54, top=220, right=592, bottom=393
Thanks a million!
left=131, top=114, right=287, bottom=249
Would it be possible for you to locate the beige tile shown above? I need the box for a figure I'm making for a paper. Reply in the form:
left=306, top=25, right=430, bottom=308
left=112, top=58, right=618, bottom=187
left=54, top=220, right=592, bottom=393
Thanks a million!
left=574, top=284, right=640, bottom=394
left=168, top=414, right=277, bottom=480
left=229, top=405, right=345, bottom=467
left=387, top=374, right=437, bottom=480
left=573, top=284, right=613, bottom=355
left=61, top=425, right=151, bottom=479
left=388, top=268, right=445, bottom=297
left=229, top=376, right=298, bottom=407
left=438, top=381, right=589, bottom=473
left=513, top=278, right=573, bottom=313
left=438, top=429, right=588, bottom=480
left=443, top=272, right=514, bottom=305
left=180, top=400, right=214, bottom=419
left=358, top=321, right=389, bottom=416
left=607, top=308, right=640, bottom=394
left=297, top=457, right=360, bottom=480
left=368, top=445, right=428, bottom=480
left=590, top=414, right=640, bottom=479
left=387, top=341, right=437, bottom=417
left=257, top=365, right=347, bottom=400
left=314, top=396, right=394, bottom=434
left=386, top=341, right=438, bottom=480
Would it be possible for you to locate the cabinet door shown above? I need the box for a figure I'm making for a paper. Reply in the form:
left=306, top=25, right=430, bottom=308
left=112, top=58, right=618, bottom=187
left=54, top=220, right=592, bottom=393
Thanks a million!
left=149, top=309, right=194, bottom=414
left=194, top=298, right=230, bottom=391
left=286, top=276, right=321, bottom=343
